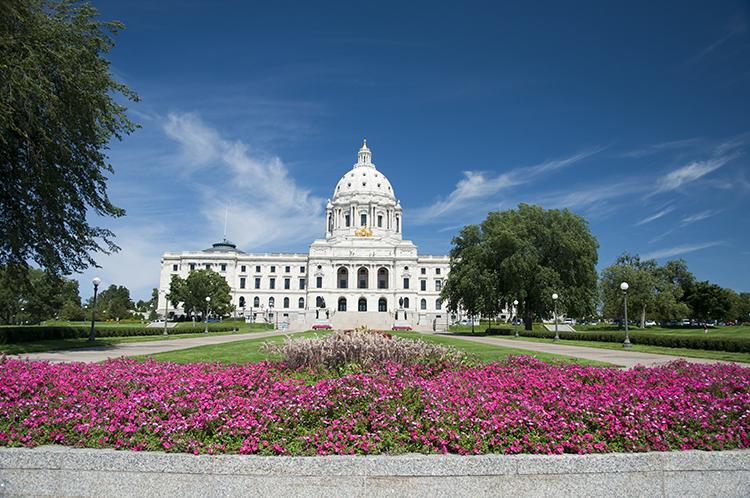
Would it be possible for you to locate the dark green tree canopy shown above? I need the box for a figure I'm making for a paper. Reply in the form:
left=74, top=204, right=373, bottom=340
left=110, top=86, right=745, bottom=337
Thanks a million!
left=169, top=269, right=233, bottom=318
left=442, top=204, right=599, bottom=330
left=0, top=0, right=139, bottom=275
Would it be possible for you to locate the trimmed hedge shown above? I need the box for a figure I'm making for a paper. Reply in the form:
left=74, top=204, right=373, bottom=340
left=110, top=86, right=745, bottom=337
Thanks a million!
left=485, top=327, right=750, bottom=354
left=0, top=323, right=241, bottom=345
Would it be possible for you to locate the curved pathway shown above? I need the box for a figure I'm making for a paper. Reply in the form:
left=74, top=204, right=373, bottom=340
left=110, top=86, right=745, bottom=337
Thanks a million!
left=432, top=333, right=750, bottom=369
left=7, top=328, right=750, bottom=369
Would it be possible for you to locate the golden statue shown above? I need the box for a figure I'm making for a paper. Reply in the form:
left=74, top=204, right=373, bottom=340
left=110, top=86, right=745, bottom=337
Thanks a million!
left=355, top=224, right=372, bottom=237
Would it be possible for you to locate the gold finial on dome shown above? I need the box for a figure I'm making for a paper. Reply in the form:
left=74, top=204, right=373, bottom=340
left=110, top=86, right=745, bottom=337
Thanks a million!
left=363, top=139, right=366, bottom=147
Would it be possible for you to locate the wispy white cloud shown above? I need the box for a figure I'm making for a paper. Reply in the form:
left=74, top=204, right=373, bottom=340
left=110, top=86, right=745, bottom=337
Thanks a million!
left=411, top=148, right=604, bottom=224
left=617, top=138, right=702, bottom=158
left=651, top=156, right=733, bottom=195
left=163, top=113, right=325, bottom=250
left=635, top=207, right=675, bottom=226
left=642, top=241, right=723, bottom=260
left=681, top=210, right=720, bottom=226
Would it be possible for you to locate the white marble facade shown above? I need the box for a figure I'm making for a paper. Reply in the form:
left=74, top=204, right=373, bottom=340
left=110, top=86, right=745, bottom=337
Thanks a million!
left=158, top=142, right=451, bottom=331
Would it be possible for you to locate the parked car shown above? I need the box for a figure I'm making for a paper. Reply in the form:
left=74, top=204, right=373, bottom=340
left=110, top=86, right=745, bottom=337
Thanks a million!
left=726, top=321, right=735, bottom=326
left=579, top=320, right=588, bottom=326
left=564, top=318, right=575, bottom=325
left=717, top=321, right=726, bottom=326
left=706, top=320, right=717, bottom=327
left=645, top=320, right=657, bottom=326
left=669, top=320, right=679, bottom=327
left=681, top=319, right=691, bottom=326
left=589, top=320, right=600, bottom=326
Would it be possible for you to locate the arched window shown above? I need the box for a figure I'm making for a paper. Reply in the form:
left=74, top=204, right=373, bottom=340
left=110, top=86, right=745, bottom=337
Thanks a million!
left=378, top=298, right=387, bottom=312
left=436, top=299, right=442, bottom=310
left=253, top=296, right=260, bottom=307
left=421, top=299, right=427, bottom=310
left=268, top=297, right=275, bottom=308
left=358, top=298, right=367, bottom=312
left=283, top=297, right=289, bottom=308
left=403, top=297, right=410, bottom=308
left=299, top=298, right=304, bottom=309
left=358, top=267, right=368, bottom=289
left=378, top=267, right=389, bottom=289
left=337, top=267, right=348, bottom=289
left=338, top=298, right=347, bottom=312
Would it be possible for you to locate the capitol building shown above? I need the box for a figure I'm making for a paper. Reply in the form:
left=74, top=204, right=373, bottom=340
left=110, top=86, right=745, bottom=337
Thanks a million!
left=158, top=142, right=451, bottom=331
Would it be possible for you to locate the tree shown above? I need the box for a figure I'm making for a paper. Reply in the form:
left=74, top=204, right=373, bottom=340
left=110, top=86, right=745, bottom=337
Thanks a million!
left=440, top=225, right=495, bottom=332
left=0, top=0, right=139, bottom=276
left=600, top=253, right=659, bottom=328
left=683, top=281, right=733, bottom=322
left=442, top=204, right=599, bottom=331
left=169, top=269, right=232, bottom=319
left=0, top=264, right=81, bottom=323
left=89, top=284, right=134, bottom=320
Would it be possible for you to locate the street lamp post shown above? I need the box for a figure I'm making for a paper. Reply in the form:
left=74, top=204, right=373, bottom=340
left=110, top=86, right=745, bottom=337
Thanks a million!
left=232, top=295, right=237, bottom=334
left=262, top=304, right=267, bottom=331
left=88, top=277, right=101, bottom=342
left=514, top=300, right=519, bottom=338
left=20, top=307, right=24, bottom=325
left=621, top=282, right=632, bottom=348
left=270, top=303, right=274, bottom=330
left=552, top=293, right=560, bottom=342
left=163, top=291, right=169, bottom=338
left=204, top=296, right=211, bottom=334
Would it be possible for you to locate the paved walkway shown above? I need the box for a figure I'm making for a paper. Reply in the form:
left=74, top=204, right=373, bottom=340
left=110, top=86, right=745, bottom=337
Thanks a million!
left=9, top=328, right=295, bottom=364
left=7, top=328, right=750, bottom=369
left=431, top=333, right=750, bottom=369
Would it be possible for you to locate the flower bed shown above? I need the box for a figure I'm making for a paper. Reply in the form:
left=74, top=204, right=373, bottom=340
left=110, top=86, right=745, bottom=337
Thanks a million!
left=0, top=356, right=748, bottom=456
left=312, top=325, right=332, bottom=330
left=391, top=326, right=412, bottom=331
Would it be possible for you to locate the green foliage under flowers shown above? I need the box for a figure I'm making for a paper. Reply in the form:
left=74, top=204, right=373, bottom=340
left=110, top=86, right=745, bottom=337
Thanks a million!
left=484, top=326, right=750, bottom=353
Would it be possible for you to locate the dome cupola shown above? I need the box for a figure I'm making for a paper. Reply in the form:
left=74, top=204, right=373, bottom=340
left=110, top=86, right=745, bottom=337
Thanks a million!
left=325, top=141, right=403, bottom=242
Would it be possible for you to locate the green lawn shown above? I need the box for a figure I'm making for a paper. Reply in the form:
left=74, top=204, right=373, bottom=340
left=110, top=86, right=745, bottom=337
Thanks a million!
left=0, top=323, right=271, bottom=355
left=451, top=327, right=750, bottom=364
left=128, top=329, right=617, bottom=367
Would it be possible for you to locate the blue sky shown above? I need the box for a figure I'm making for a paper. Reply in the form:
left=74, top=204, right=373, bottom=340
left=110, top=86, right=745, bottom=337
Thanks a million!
left=74, top=0, right=750, bottom=301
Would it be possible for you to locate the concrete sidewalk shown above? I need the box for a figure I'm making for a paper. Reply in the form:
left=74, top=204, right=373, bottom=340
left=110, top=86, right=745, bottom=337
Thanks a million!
left=433, top=333, right=750, bottom=369
left=7, top=328, right=750, bottom=370
left=8, top=328, right=297, bottom=364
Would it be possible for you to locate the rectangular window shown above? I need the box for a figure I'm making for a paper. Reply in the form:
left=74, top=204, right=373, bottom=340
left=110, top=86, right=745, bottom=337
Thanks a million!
left=345, top=215, right=350, bottom=227
left=270, top=278, right=275, bottom=289
left=300, top=266, right=305, bottom=273
left=359, top=280, right=366, bottom=289
left=255, top=278, right=261, bottom=289
left=240, top=277, right=246, bottom=289
left=436, top=268, right=441, bottom=275
left=241, top=265, right=246, bottom=272
left=379, top=279, right=386, bottom=289
left=378, top=215, right=382, bottom=227
left=255, top=266, right=261, bottom=273
left=316, top=276, right=322, bottom=288
left=435, top=280, right=442, bottom=291
left=420, top=280, right=426, bottom=291
left=340, top=280, right=347, bottom=289
left=172, top=264, right=178, bottom=271
left=403, top=278, right=409, bottom=289
left=270, top=266, right=276, bottom=273
left=285, top=266, right=290, bottom=273
left=284, top=278, right=290, bottom=290
left=190, top=264, right=195, bottom=271
left=299, top=278, right=305, bottom=290
left=361, top=214, right=366, bottom=226
left=221, top=264, right=227, bottom=272
left=421, top=268, right=426, bottom=274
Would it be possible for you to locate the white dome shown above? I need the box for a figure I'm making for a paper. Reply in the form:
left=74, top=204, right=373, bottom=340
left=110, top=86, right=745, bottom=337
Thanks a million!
left=332, top=140, right=396, bottom=202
